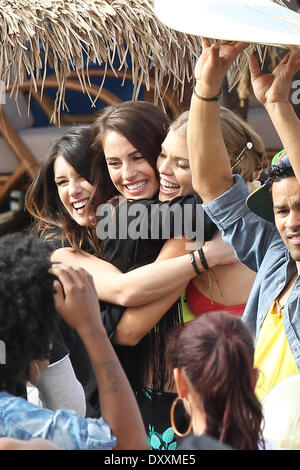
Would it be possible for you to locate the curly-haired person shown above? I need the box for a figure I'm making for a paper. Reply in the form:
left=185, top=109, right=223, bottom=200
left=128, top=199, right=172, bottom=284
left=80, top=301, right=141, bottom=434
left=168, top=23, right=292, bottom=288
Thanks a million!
left=0, top=234, right=59, bottom=396
left=0, top=233, right=148, bottom=450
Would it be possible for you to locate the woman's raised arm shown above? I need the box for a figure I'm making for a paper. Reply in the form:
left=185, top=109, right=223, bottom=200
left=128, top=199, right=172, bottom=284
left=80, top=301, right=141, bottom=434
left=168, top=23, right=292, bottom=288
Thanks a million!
left=249, top=49, right=300, bottom=181
left=188, top=38, right=249, bottom=203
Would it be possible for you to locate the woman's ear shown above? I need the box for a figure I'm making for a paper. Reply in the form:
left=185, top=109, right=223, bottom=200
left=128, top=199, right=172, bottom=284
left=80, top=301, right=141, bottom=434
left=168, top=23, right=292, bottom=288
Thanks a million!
left=173, top=367, right=189, bottom=398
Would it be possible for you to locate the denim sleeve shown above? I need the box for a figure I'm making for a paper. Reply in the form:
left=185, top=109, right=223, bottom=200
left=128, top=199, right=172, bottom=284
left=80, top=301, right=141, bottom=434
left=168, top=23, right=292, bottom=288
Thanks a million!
left=0, top=393, right=116, bottom=450
left=203, top=175, right=281, bottom=272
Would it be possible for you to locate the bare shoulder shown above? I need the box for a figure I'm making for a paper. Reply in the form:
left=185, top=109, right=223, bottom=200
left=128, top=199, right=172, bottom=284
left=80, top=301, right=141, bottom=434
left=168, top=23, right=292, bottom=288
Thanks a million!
left=51, top=247, right=92, bottom=263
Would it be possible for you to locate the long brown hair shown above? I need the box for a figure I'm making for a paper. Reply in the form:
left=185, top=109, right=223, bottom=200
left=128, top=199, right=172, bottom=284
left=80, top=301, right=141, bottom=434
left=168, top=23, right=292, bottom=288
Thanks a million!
left=25, top=125, right=100, bottom=253
left=91, top=101, right=179, bottom=392
left=167, top=311, right=264, bottom=450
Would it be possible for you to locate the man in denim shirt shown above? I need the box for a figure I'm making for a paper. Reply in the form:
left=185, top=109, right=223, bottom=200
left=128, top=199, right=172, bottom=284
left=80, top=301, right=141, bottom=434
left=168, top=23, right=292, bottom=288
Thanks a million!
left=187, top=39, right=300, bottom=401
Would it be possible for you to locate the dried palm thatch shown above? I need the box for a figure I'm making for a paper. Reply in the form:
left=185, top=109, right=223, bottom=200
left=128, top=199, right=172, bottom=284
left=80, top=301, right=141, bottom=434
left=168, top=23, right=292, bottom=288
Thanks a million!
left=0, top=0, right=257, bottom=121
left=0, top=0, right=293, bottom=121
left=237, top=0, right=295, bottom=105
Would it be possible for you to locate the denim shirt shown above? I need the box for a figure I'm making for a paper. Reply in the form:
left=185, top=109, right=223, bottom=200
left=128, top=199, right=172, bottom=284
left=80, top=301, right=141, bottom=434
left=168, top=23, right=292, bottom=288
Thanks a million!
left=203, top=175, right=300, bottom=369
left=0, top=391, right=116, bottom=450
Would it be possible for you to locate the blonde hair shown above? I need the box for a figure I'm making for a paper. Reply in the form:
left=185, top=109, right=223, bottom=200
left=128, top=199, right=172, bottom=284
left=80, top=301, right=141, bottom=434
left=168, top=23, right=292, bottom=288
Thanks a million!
left=170, top=107, right=266, bottom=182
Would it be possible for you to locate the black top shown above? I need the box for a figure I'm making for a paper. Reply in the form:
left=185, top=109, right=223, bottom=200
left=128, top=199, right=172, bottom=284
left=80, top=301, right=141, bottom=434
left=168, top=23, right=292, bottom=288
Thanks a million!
left=41, top=195, right=217, bottom=400
left=97, top=195, right=217, bottom=392
left=99, top=194, right=217, bottom=272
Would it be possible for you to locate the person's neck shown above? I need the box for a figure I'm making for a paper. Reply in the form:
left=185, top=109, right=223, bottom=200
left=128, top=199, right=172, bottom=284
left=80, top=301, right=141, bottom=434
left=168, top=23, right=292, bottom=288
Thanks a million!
left=191, top=407, right=206, bottom=436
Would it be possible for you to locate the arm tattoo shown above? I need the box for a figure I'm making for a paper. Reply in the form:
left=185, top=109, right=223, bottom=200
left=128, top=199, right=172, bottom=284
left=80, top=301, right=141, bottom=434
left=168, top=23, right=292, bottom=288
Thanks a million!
left=94, top=360, right=119, bottom=394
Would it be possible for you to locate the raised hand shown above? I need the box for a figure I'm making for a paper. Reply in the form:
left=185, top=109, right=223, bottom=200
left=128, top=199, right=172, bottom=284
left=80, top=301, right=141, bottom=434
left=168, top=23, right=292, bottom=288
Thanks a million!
left=194, top=38, right=249, bottom=97
left=249, top=49, right=300, bottom=106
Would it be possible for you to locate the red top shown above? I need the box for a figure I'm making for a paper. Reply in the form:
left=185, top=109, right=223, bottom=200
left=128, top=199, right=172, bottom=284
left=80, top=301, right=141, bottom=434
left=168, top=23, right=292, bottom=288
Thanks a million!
left=186, top=281, right=245, bottom=317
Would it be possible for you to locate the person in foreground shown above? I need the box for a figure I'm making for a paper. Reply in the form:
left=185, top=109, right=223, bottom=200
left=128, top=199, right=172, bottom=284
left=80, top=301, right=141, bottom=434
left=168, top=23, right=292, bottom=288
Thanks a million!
left=0, top=233, right=148, bottom=450
left=168, top=311, right=280, bottom=450
left=187, top=38, right=300, bottom=402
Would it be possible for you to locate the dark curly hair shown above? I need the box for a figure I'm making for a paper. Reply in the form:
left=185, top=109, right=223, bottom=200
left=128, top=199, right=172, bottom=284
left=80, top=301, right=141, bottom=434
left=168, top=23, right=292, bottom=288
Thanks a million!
left=0, top=233, right=58, bottom=394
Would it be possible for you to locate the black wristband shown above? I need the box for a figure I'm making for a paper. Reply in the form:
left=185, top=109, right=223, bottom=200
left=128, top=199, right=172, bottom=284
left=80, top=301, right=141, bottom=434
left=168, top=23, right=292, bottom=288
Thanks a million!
left=189, top=251, right=202, bottom=276
left=198, top=247, right=209, bottom=271
left=193, top=88, right=221, bottom=102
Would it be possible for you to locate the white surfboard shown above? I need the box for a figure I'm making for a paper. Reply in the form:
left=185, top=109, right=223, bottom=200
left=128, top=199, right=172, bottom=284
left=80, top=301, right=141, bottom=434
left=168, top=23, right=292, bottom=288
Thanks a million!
left=154, top=0, right=300, bottom=48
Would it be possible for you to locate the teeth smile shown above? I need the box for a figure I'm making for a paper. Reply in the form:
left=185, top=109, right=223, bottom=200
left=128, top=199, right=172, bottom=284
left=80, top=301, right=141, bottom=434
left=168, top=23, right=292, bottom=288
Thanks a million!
left=125, top=181, right=147, bottom=190
left=160, top=179, right=179, bottom=189
left=72, top=200, right=88, bottom=210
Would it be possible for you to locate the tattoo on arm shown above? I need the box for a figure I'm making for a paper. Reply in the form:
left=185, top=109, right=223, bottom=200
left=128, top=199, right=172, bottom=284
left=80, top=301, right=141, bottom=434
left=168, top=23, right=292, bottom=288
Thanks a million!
left=94, top=360, right=119, bottom=394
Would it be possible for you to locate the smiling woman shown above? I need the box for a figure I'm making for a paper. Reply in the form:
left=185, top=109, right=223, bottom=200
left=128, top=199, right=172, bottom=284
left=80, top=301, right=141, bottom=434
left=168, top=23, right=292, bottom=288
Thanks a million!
left=103, top=130, right=159, bottom=200
left=54, top=155, right=95, bottom=227
left=90, top=100, right=170, bottom=206
left=156, top=108, right=265, bottom=320
left=158, top=127, right=194, bottom=201
left=26, top=125, right=99, bottom=253
left=25, top=125, right=99, bottom=416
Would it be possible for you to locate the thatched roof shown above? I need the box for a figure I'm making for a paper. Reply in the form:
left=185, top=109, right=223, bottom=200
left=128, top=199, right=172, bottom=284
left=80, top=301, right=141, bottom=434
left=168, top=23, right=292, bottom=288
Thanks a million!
left=0, top=1, right=196, bottom=106
left=0, top=0, right=292, bottom=120
left=0, top=0, right=255, bottom=116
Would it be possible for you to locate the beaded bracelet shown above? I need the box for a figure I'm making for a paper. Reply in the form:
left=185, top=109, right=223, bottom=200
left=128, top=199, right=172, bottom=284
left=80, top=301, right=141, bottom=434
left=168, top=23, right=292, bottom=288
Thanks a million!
left=189, top=251, right=202, bottom=276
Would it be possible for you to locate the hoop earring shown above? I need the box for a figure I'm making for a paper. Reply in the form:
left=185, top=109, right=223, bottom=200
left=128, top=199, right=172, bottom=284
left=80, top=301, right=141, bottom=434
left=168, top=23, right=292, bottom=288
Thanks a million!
left=170, top=396, right=193, bottom=437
